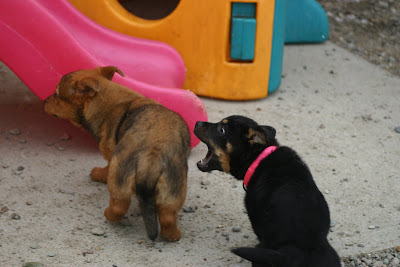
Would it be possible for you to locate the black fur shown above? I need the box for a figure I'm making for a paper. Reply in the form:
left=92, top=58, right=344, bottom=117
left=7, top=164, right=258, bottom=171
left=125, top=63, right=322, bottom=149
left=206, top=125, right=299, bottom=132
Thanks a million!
left=194, top=115, right=340, bottom=267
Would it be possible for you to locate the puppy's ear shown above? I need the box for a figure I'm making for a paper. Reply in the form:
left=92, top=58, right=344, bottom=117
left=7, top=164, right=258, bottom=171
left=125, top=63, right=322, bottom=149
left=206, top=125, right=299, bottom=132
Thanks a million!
left=72, top=77, right=100, bottom=103
left=248, top=129, right=267, bottom=144
left=99, top=66, right=125, bottom=80
left=261, top=126, right=276, bottom=138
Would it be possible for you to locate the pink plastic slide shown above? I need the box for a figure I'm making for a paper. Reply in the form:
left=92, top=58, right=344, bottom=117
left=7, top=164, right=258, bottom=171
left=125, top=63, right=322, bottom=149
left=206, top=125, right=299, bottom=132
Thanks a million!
left=0, top=0, right=207, bottom=147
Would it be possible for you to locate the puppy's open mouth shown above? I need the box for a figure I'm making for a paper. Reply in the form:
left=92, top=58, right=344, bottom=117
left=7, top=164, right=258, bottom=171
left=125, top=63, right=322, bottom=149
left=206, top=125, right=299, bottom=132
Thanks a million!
left=197, top=145, right=222, bottom=172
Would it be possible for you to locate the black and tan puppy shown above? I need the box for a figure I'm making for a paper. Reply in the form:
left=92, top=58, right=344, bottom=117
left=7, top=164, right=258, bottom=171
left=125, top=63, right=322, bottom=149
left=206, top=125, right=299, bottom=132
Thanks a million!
left=44, top=66, right=190, bottom=241
left=194, top=115, right=340, bottom=267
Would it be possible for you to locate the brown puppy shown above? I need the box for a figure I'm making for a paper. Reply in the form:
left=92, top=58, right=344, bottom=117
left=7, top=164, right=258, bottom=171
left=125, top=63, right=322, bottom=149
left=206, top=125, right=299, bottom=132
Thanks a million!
left=44, top=66, right=190, bottom=241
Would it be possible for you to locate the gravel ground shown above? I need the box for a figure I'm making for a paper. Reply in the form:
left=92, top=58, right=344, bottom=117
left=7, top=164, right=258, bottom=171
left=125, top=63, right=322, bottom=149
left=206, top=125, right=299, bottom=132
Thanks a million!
left=320, top=0, right=400, bottom=77
left=320, top=1, right=400, bottom=266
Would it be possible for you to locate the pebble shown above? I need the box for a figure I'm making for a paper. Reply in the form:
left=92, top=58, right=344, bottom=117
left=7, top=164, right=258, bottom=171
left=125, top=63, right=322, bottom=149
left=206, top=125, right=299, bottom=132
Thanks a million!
left=154, top=242, right=163, bottom=250
left=200, top=180, right=210, bottom=186
left=183, top=206, right=197, bottom=213
left=368, top=225, right=376, bottom=229
left=394, top=127, right=400, bottom=133
left=330, top=221, right=336, bottom=227
left=1, top=206, right=9, bottom=212
left=221, top=231, right=229, bottom=237
left=17, top=166, right=24, bottom=171
left=30, top=244, right=39, bottom=249
left=11, top=213, right=21, bottom=220
left=232, top=226, right=241, bottom=232
left=91, top=227, right=105, bottom=236
left=23, top=263, right=44, bottom=267
left=9, top=128, right=20, bottom=135
left=48, top=253, right=56, bottom=257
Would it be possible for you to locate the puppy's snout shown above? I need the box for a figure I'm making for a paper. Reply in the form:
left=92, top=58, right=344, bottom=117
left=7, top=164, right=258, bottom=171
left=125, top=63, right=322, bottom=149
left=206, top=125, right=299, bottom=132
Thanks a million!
left=195, top=121, right=206, bottom=129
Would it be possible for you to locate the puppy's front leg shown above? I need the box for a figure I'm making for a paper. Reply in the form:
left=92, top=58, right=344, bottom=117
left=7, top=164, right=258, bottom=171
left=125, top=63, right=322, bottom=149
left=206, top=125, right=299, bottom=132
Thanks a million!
left=90, top=165, right=109, bottom=183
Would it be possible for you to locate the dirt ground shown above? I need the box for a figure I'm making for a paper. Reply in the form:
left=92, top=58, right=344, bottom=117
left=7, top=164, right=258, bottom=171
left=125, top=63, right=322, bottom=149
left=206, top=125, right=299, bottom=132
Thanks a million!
left=320, top=0, right=400, bottom=76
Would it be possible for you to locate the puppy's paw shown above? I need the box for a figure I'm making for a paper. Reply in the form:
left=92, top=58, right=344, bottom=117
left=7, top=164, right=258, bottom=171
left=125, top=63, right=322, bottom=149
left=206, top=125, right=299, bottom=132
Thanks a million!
left=90, top=167, right=108, bottom=183
left=161, top=227, right=182, bottom=242
left=104, top=207, right=124, bottom=222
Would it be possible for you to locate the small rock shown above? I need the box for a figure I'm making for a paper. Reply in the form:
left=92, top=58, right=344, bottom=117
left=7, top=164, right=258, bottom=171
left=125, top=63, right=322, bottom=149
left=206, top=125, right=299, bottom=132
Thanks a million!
left=200, top=180, right=210, bottom=186
left=394, top=127, right=400, bottom=133
left=91, top=227, right=105, bottom=236
left=235, top=256, right=243, bottom=263
left=204, top=204, right=211, bottom=209
left=330, top=221, right=336, bottom=227
left=26, top=201, right=33, bottom=206
left=222, top=231, right=229, bottom=237
left=154, top=242, right=163, bottom=250
left=1, top=206, right=9, bottom=212
left=368, top=225, right=376, bottom=229
left=373, top=260, right=383, bottom=267
left=232, top=226, right=241, bottom=233
left=17, top=166, right=24, bottom=171
left=9, top=128, right=20, bottom=135
left=30, top=244, right=39, bottom=249
left=48, top=253, right=56, bottom=257
left=183, top=206, right=196, bottom=213
left=383, top=258, right=389, bottom=264
left=392, top=257, right=400, bottom=265
left=23, top=263, right=44, bottom=267
left=11, top=213, right=21, bottom=220
left=137, top=239, right=145, bottom=244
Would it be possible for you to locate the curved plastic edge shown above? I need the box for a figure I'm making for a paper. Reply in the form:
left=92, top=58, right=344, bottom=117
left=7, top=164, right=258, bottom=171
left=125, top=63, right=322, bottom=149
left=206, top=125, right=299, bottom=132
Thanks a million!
left=285, top=0, right=329, bottom=43
left=0, top=0, right=206, bottom=147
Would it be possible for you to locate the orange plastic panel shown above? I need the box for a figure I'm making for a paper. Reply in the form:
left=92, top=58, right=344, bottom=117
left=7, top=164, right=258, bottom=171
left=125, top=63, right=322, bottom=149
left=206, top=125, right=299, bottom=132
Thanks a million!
left=69, top=0, right=275, bottom=100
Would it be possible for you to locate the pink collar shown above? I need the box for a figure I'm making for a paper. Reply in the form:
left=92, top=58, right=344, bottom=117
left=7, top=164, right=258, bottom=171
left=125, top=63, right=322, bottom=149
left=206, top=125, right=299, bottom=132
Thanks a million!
left=243, top=146, right=278, bottom=189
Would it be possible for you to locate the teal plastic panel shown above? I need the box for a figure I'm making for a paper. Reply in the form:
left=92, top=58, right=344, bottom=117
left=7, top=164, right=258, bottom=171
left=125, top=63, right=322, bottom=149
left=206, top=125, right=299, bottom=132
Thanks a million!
left=230, top=2, right=257, bottom=61
left=268, top=0, right=286, bottom=93
left=231, top=2, right=256, bottom=18
left=230, top=17, right=256, bottom=60
left=285, top=0, right=329, bottom=43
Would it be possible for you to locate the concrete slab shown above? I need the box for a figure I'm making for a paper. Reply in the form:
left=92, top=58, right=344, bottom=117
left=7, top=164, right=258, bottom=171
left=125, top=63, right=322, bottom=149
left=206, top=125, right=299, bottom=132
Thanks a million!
left=0, top=41, right=399, bottom=266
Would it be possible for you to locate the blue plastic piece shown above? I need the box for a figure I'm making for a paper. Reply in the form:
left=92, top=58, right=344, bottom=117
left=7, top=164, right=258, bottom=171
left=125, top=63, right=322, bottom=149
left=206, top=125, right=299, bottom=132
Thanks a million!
left=268, top=0, right=287, bottom=93
left=231, top=2, right=256, bottom=18
left=230, top=2, right=256, bottom=61
left=285, top=0, right=329, bottom=43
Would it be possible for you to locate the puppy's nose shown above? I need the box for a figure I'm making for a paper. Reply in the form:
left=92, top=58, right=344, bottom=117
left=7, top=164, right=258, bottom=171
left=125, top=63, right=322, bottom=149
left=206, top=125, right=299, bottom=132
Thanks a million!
left=195, top=121, right=205, bottom=129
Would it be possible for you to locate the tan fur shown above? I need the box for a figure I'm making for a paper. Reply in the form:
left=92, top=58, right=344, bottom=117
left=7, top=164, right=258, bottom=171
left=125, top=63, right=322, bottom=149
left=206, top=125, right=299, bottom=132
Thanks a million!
left=44, top=66, right=190, bottom=241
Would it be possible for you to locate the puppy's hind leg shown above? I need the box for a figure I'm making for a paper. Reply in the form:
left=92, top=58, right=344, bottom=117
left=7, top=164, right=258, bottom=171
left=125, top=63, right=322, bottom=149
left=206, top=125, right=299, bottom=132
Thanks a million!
left=104, top=159, right=133, bottom=222
left=90, top=165, right=109, bottom=183
left=155, top=171, right=187, bottom=242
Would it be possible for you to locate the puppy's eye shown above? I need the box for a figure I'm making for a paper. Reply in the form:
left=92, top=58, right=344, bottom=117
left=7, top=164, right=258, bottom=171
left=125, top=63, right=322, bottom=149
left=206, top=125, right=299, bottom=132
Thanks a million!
left=220, top=126, right=225, bottom=134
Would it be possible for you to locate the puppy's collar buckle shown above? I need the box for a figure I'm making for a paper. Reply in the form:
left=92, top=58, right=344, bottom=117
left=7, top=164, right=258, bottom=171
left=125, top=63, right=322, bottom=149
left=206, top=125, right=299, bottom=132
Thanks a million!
left=243, top=146, right=278, bottom=190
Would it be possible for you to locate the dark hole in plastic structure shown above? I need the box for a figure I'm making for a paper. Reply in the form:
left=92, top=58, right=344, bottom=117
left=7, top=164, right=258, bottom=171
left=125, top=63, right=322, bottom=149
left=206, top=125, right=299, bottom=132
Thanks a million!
left=118, top=0, right=180, bottom=20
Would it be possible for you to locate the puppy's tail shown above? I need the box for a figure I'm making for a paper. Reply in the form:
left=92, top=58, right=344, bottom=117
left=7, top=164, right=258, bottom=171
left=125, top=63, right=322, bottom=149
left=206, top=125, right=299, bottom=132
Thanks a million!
left=136, top=162, right=161, bottom=241
left=232, top=247, right=285, bottom=265
left=136, top=183, right=158, bottom=240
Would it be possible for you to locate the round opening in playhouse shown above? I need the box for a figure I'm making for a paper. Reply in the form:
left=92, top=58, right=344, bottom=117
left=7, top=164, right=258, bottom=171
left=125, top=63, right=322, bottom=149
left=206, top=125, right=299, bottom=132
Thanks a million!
left=118, top=0, right=180, bottom=20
